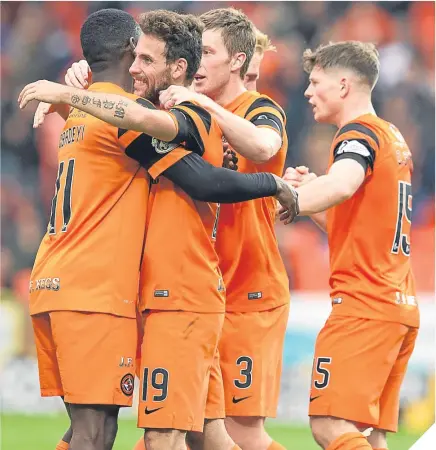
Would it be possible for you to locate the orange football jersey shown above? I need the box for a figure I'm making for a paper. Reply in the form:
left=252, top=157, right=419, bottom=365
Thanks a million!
left=29, top=82, right=149, bottom=318
left=139, top=102, right=226, bottom=313
left=215, top=91, right=290, bottom=312
left=327, top=114, right=419, bottom=328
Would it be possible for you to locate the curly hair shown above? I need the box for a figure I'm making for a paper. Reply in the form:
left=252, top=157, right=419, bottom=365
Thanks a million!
left=138, top=10, right=203, bottom=84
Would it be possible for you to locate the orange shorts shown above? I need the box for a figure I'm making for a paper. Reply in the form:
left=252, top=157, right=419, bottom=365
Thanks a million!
left=204, top=348, right=226, bottom=420
left=309, top=315, right=418, bottom=432
left=216, top=303, right=289, bottom=417
left=32, top=311, right=138, bottom=406
left=137, top=310, right=224, bottom=432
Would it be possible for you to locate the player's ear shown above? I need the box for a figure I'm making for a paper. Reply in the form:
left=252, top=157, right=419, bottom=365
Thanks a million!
left=230, top=52, right=246, bottom=74
left=171, top=58, right=188, bottom=83
left=339, top=76, right=350, bottom=98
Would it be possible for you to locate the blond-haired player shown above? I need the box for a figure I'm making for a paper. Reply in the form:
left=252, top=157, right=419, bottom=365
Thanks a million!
left=244, top=28, right=276, bottom=91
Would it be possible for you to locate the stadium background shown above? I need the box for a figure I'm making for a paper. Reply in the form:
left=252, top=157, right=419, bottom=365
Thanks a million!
left=1, top=1, right=434, bottom=449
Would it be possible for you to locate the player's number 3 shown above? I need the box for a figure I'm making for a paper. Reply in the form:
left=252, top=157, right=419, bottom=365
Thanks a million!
left=48, top=159, right=75, bottom=235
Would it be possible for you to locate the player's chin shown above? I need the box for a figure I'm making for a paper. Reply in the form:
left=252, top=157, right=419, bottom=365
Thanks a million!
left=192, top=78, right=207, bottom=94
left=313, top=110, right=328, bottom=124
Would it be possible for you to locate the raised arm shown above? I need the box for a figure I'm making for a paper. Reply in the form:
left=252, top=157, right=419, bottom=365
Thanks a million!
left=19, top=80, right=178, bottom=142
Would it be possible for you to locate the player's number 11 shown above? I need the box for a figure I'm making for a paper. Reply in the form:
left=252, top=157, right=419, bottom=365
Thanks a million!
left=48, top=159, right=75, bottom=235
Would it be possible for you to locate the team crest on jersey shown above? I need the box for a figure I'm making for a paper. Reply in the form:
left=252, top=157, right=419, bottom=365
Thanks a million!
left=120, top=373, right=134, bottom=396
left=151, top=137, right=178, bottom=154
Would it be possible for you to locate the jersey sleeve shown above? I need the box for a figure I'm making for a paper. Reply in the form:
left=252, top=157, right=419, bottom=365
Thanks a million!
left=117, top=97, right=190, bottom=175
left=148, top=101, right=214, bottom=179
left=244, top=97, right=286, bottom=142
left=331, top=122, right=380, bottom=176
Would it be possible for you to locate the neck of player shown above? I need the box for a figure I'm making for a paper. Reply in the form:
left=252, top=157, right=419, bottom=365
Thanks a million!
left=211, top=74, right=247, bottom=107
left=92, top=68, right=134, bottom=94
left=335, top=94, right=377, bottom=129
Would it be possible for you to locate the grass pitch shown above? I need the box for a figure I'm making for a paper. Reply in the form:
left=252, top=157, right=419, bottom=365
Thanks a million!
left=1, top=414, right=420, bottom=449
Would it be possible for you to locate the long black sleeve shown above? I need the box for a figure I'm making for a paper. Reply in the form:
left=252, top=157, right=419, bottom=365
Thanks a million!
left=162, top=152, right=277, bottom=203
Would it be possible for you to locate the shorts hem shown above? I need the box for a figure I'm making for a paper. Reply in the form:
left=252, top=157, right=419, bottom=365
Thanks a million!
left=205, top=410, right=226, bottom=420
left=309, top=406, right=379, bottom=430
left=137, top=419, right=203, bottom=433
left=64, top=395, right=132, bottom=407
left=225, top=409, right=276, bottom=418
left=41, top=390, right=64, bottom=397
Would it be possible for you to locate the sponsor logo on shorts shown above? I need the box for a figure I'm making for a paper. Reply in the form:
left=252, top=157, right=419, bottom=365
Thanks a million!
left=154, top=290, right=169, bottom=298
left=309, top=395, right=321, bottom=402
left=120, top=373, right=134, bottom=396
left=232, top=395, right=251, bottom=404
left=332, top=297, right=342, bottom=305
left=248, top=292, right=262, bottom=300
left=145, top=406, right=163, bottom=415
left=29, top=277, right=61, bottom=293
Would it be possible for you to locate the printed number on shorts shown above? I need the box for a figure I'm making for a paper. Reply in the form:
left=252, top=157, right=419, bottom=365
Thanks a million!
left=234, top=356, right=253, bottom=389
left=391, top=181, right=412, bottom=256
left=313, top=357, right=331, bottom=389
left=142, top=368, right=169, bottom=402
left=48, top=159, right=75, bottom=235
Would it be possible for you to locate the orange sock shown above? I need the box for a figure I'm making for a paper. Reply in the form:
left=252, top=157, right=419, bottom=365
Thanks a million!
left=268, top=442, right=286, bottom=450
left=133, top=437, right=145, bottom=450
left=232, top=446, right=241, bottom=450
left=326, top=432, right=372, bottom=450
left=55, top=440, right=69, bottom=450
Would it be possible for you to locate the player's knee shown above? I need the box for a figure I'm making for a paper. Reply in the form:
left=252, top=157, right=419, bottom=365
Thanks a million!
left=367, top=428, right=387, bottom=448
left=310, top=416, right=358, bottom=449
left=144, top=428, right=186, bottom=449
left=186, top=430, right=204, bottom=450
left=104, top=415, right=119, bottom=450
left=224, top=417, right=268, bottom=449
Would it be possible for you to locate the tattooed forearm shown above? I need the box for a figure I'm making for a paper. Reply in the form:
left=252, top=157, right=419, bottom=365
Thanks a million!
left=114, top=100, right=127, bottom=119
left=65, top=90, right=177, bottom=141
left=103, top=100, right=115, bottom=109
left=82, top=95, right=91, bottom=105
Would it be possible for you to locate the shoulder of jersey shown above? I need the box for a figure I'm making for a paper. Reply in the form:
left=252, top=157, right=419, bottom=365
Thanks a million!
left=244, top=92, right=286, bottom=121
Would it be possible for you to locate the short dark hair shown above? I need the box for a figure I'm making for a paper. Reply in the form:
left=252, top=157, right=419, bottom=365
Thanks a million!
left=200, top=8, right=256, bottom=78
left=80, top=9, right=140, bottom=73
left=138, top=10, right=203, bottom=84
left=303, top=41, right=380, bottom=90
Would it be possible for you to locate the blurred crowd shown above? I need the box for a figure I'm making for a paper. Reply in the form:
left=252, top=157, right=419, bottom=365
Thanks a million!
left=1, top=1, right=435, bottom=302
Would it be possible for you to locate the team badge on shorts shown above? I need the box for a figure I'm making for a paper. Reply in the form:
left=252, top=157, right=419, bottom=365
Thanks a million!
left=120, top=373, right=134, bottom=396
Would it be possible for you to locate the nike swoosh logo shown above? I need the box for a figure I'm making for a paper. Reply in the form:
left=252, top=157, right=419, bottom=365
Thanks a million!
left=232, top=396, right=251, bottom=404
left=145, top=406, right=163, bottom=415
left=310, top=396, right=321, bottom=403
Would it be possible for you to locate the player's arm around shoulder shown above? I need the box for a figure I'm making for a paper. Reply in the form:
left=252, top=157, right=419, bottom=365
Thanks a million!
left=19, top=80, right=178, bottom=142
left=160, top=86, right=282, bottom=164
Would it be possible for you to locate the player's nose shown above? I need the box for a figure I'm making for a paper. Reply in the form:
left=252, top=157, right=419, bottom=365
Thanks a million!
left=304, top=86, right=312, bottom=98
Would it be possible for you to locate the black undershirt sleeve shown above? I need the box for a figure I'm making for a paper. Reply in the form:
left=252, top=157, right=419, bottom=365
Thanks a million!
left=162, top=152, right=277, bottom=203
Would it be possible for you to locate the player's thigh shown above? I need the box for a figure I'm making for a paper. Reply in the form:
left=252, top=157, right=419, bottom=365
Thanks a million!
left=138, top=310, right=224, bottom=432
left=50, top=311, right=137, bottom=406
left=31, top=313, right=63, bottom=397
left=378, top=326, right=419, bottom=432
left=219, top=303, right=289, bottom=417
left=309, top=315, right=409, bottom=427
